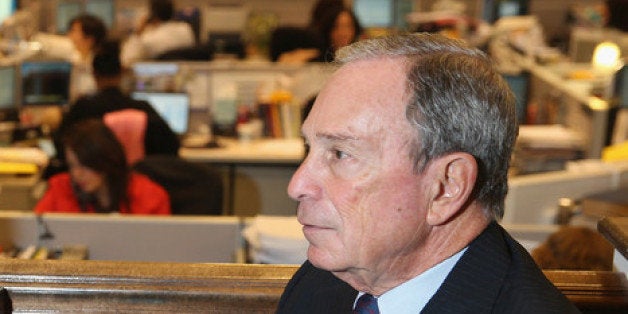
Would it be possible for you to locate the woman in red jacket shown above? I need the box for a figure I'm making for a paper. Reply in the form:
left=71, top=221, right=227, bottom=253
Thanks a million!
left=35, top=119, right=170, bottom=215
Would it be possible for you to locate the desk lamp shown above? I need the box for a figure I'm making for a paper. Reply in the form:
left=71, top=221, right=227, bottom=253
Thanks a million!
left=591, top=41, right=622, bottom=98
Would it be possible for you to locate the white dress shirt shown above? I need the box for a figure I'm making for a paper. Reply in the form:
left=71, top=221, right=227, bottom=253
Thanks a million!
left=120, top=21, right=195, bottom=67
left=354, top=248, right=467, bottom=313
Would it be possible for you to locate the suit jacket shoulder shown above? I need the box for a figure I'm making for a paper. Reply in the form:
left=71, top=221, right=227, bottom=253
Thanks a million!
left=422, top=222, right=580, bottom=314
left=277, top=223, right=580, bottom=314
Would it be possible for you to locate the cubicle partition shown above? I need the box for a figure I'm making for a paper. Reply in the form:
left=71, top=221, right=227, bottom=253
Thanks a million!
left=0, top=211, right=245, bottom=263
left=0, top=213, right=627, bottom=312
left=504, top=160, right=628, bottom=225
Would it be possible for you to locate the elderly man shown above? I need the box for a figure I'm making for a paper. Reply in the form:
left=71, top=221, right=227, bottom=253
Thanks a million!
left=277, top=33, right=578, bottom=313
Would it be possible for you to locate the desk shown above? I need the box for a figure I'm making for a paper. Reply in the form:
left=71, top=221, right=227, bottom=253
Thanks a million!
left=599, top=216, right=628, bottom=275
left=513, top=56, right=611, bottom=158
left=180, top=138, right=304, bottom=216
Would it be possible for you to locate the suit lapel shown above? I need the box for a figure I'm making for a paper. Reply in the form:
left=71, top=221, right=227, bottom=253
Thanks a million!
left=421, top=222, right=510, bottom=313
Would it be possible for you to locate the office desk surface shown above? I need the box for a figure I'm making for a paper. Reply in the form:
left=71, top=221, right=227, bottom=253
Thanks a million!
left=599, top=216, right=628, bottom=260
left=180, top=137, right=305, bottom=164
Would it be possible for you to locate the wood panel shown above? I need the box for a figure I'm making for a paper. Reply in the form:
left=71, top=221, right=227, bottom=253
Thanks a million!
left=1, top=259, right=627, bottom=313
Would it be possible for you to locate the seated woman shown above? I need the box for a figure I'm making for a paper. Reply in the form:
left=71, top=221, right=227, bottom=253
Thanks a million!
left=34, top=119, right=170, bottom=215
left=272, top=2, right=363, bottom=63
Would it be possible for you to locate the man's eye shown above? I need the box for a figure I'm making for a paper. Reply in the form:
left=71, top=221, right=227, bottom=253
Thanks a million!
left=334, top=149, right=349, bottom=159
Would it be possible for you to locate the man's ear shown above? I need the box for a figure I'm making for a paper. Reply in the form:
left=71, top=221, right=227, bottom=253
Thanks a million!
left=425, top=153, right=478, bottom=226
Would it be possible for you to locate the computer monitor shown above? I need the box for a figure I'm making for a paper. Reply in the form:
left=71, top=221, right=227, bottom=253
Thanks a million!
left=353, top=0, right=393, bottom=28
left=208, top=32, right=245, bottom=59
left=612, top=64, right=628, bottom=108
left=0, top=0, right=17, bottom=25
left=0, top=64, right=18, bottom=122
left=484, top=0, right=528, bottom=23
left=131, top=92, right=190, bottom=135
left=132, top=62, right=179, bottom=92
left=20, top=60, right=72, bottom=107
left=503, top=72, right=530, bottom=124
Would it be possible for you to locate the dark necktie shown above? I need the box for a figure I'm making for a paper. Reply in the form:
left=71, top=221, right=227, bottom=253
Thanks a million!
left=353, top=293, right=379, bottom=314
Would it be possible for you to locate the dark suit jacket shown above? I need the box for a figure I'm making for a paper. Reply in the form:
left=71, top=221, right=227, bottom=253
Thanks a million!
left=276, top=222, right=580, bottom=313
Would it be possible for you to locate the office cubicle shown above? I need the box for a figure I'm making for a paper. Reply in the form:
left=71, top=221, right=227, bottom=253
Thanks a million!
left=0, top=211, right=245, bottom=263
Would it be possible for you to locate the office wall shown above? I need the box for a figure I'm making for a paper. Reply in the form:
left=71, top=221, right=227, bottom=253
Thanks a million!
left=24, top=0, right=609, bottom=47
left=35, top=0, right=320, bottom=36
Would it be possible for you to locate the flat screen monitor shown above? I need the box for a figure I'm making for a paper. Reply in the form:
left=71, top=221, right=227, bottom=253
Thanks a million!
left=613, top=64, right=628, bottom=108
left=503, top=73, right=529, bottom=124
left=0, top=0, right=17, bottom=25
left=0, top=65, right=18, bottom=121
left=20, top=60, right=72, bottom=107
left=132, top=62, right=179, bottom=92
left=353, top=0, right=393, bottom=28
left=131, top=92, right=190, bottom=135
left=0, top=65, right=16, bottom=110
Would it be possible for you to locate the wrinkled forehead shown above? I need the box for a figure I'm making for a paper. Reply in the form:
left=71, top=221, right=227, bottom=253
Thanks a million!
left=303, top=57, right=409, bottom=137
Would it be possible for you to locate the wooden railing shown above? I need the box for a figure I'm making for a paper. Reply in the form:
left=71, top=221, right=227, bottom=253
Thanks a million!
left=0, top=259, right=295, bottom=313
left=1, top=259, right=627, bottom=313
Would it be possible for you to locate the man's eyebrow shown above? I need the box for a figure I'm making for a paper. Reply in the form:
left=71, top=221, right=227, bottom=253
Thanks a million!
left=315, top=132, right=359, bottom=142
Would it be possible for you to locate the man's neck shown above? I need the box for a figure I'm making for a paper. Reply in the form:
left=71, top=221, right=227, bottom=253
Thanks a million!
left=334, top=206, right=490, bottom=296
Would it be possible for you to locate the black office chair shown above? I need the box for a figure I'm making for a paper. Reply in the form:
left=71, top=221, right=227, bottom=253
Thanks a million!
left=155, top=44, right=214, bottom=61
left=269, top=26, right=323, bottom=62
left=133, top=155, right=223, bottom=215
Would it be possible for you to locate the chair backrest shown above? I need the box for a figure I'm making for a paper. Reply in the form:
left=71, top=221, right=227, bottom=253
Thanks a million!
left=133, top=155, right=223, bottom=215
left=103, top=109, right=147, bottom=165
left=269, top=26, right=323, bottom=62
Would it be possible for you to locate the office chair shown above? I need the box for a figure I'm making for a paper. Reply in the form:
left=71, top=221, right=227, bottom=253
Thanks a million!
left=103, top=109, right=147, bottom=165
left=269, top=26, right=323, bottom=62
left=133, top=155, right=224, bottom=215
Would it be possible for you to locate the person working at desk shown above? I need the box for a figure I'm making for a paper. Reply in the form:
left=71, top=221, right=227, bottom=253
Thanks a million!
left=35, top=119, right=170, bottom=215
left=276, top=33, right=578, bottom=313
left=67, top=14, right=108, bottom=99
left=120, top=0, right=195, bottom=68
left=311, top=3, right=363, bottom=62
left=273, top=1, right=363, bottom=63
left=44, top=40, right=180, bottom=179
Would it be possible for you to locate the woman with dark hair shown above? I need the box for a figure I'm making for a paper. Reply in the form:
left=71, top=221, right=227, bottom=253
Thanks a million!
left=272, top=1, right=363, bottom=63
left=314, top=5, right=363, bottom=62
left=68, top=14, right=108, bottom=57
left=35, top=119, right=170, bottom=215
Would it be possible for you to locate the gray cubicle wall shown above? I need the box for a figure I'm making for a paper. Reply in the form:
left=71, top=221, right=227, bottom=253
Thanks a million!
left=503, top=162, right=628, bottom=225
left=0, top=212, right=244, bottom=263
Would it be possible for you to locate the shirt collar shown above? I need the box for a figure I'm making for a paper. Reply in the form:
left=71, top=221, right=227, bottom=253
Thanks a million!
left=354, top=247, right=467, bottom=313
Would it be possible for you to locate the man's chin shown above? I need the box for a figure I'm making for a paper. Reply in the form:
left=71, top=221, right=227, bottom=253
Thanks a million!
left=307, top=248, right=347, bottom=273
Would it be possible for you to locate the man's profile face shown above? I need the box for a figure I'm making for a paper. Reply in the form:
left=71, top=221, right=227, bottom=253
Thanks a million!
left=288, top=57, right=433, bottom=279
